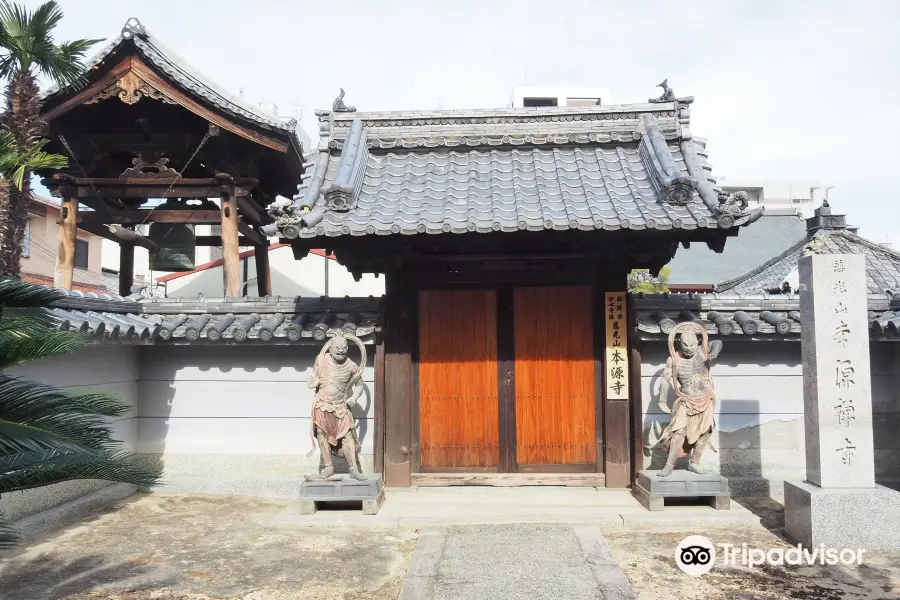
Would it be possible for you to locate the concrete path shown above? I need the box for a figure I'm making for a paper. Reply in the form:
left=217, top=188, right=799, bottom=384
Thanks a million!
left=399, top=524, right=636, bottom=600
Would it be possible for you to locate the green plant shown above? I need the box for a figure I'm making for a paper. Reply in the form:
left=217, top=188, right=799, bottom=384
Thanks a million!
left=628, top=266, right=671, bottom=293
left=0, top=278, right=161, bottom=548
left=0, top=0, right=100, bottom=276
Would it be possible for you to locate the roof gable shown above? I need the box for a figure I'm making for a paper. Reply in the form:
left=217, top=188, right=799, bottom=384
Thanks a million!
left=41, top=18, right=302, bottom=154
left=717, top=228, right=900, bottom=295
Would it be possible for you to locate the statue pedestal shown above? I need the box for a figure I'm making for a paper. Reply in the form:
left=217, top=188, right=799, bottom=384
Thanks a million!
left=785, top=480, right=900, bottom=551
left=298, top=474, right=384, bottom=515
left=634, top=470, right=730, bottom=511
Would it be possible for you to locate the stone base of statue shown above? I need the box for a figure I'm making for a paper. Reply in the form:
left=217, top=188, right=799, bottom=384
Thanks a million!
left=298, top=474, right=384, bottom=515
left=634, top=469, right=730, bottom=511
left=784, top=480, right=900, bottom=552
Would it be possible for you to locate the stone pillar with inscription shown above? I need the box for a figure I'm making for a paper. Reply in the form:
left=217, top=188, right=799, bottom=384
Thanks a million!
left=785, top=254, right=900, bottom=551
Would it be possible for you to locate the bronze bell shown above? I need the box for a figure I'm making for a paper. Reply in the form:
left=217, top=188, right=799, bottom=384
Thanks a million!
left=148, top=198, right=198, bottom=272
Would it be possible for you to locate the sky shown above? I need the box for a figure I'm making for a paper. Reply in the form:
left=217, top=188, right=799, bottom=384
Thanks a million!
left=29, top=0, right=900, bottom=243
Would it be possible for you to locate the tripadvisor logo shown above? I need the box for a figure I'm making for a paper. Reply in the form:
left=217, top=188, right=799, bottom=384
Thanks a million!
left=675, top=535, right=716, bottom=576
left=674, top=535, right=866, bottom=576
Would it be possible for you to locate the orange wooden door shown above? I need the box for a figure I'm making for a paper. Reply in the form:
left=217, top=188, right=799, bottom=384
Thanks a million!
left=418, top=290, right=500, bottom=469
left=513, top=286, right=596, bottom=468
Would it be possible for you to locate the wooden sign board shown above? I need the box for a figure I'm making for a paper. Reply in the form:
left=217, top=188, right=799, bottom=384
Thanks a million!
left=604, top=291, right=629, bottom=400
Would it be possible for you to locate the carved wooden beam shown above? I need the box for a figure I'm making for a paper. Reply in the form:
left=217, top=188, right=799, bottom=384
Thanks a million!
left=84, top=69, right=176, bottom=107
left=77, top=210, right=221, bottom=225
left=237, top=222, right=267, bottom=247
left=237, top=197, right=264, bottom=225
left=44, top=172, right=257, bottom=199
left=78, top=223, right=157, bottom=250
left=43, top=55, right=289, bottom=152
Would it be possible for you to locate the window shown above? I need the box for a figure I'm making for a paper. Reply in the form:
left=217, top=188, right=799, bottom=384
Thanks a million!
left=74, top=238, right=89, bottom=269
left=21, top=220, right=29, bottom=257
left=523, top=97, right=558, bottom=107
left=566, top=97, right=601, bottom=107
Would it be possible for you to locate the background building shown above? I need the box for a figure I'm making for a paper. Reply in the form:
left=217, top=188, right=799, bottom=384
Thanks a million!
left=21, top=194, right=107, bottom=293
left=716, top=177, right=832, bottom=219
left=157, top=244, right=384, bottom=298
left=508, top=86, right=611, bottom=108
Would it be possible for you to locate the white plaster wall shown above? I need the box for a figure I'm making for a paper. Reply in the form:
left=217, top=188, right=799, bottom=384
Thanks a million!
left=136, top=345, right=377, bottom=497
left=0, top=346, right=139, bottom=521
left=640, top=341, right=900, bottom=496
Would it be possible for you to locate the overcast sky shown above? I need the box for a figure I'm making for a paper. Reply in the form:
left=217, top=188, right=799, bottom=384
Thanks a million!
left=34, top=0, right=900, bottom=242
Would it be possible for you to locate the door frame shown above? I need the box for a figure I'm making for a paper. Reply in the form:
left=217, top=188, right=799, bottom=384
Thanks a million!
left=410, top=281, right=607, bottom=476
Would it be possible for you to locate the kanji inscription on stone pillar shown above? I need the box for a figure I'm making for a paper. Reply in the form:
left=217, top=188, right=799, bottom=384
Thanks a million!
left=799, top=254, right=875, bottom=488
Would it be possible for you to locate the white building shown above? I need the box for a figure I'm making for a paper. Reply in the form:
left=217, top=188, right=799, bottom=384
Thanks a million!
left=717, top=178, right=832, bottom=219
left=157, top=244, right=384, bottom=298
left=508, top=86, right=612, bottom=108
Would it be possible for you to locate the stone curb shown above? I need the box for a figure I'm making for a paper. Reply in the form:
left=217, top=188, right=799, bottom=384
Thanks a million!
left=398, top=528, right=447, bottom=600
left=11, top=483, right=137, bottom=540
left=573, top=525, right=637, bottom=600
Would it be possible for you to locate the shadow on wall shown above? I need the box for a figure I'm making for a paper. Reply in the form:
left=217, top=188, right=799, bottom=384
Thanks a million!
left=136, top=344, right=374, bottom=479
left=642, top=357, right=767, bottom=496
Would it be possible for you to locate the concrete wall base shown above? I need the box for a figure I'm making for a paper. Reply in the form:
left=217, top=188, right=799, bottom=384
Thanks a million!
left=784, top=480, right=900, bottom=552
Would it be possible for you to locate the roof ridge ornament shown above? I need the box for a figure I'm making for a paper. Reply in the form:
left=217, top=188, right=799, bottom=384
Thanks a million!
left=121, top=17, right=146, bottom=39
left=649, top=79, right=675, bottom=103
left=333, top=88, right=356, bottom=113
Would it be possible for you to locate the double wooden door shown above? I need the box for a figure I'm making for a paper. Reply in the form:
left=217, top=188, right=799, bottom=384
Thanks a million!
left=418, top=286, right=597, bottom=472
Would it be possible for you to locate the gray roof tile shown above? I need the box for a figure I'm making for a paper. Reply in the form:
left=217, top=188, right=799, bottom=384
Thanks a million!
left=265, top=100, right=762, bottom=241
left=297, top=145, right=720, bottom=239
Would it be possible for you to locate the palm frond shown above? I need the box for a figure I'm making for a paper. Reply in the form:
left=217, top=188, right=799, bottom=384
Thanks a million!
left=0, top=448, right=162, bottom=493
left=0, top=276, right=64, bottom=307
left=0, top=1, right=100, bottom=87
left=0, top=512, right=20, bottom=549
left=0, top=1, right=33, bottom=73
left=0, top=327, right=86, bottom=370
left=0, top=305, right=64, bottom=331
left=26, top=1, right=63, bottom=42
left=45, top=37, right=102, bottom=89
left=0, top=377, right=134, bottom=453
left=2, top=138, right=67, bottom=190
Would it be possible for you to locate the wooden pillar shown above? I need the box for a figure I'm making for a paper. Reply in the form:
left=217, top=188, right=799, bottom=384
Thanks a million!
left=254, top=243, right=271, bottom=296
left=217, top=174, right=241, bottom=297
left=119, top=242, right=135, bottom=297
left=373, top=298, right=386, bottom=477
left=53, top=196, right=78, bottom=290
left=629, top=338, right=644, bottom=484
left=600, top=267, right=631, bottom=488
left=383, top=271, right=415, bottom=486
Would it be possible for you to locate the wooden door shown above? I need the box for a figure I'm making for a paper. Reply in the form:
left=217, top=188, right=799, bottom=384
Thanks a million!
left=513, top=286, right=596, bottom=469
left=418, top=290, right=500, bottom=469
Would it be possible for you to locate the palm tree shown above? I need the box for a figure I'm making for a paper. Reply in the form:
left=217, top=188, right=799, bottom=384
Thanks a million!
left=0, top=277, right=162, bottom=548
left=0, top=130, right=67, bottom=274
left=0, top=0, right=101, bottom=276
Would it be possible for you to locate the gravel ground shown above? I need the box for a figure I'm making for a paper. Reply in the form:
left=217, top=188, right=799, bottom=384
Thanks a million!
left=603, top=497, right=900, bottom=600
left=0, top=493, right=418, bottom=600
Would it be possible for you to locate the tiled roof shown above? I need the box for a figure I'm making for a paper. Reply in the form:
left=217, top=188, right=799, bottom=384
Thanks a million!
left=42, top=18, right=302, bottom=141
left=264, top=98, right=762, bottom=241
left=42, top=289, right=381, bottom=345
left=633, top=292, right=900, bottom=341
left=716, top=228, right=900, bottom=295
